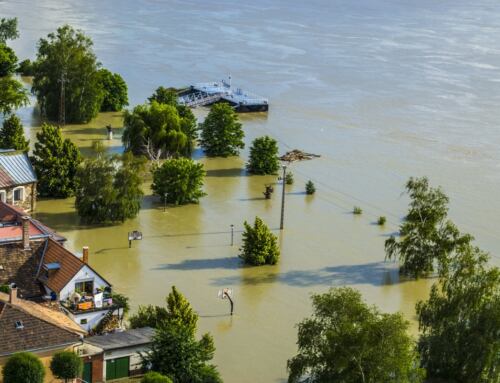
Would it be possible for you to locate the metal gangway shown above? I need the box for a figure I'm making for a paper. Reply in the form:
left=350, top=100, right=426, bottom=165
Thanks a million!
left=178, top=91, right=222, bottom=108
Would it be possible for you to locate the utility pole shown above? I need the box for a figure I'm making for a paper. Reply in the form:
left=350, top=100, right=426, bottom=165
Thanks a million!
left=58, top=71, right=66, bottom=126
left=280, top=164, right=287, bottom=230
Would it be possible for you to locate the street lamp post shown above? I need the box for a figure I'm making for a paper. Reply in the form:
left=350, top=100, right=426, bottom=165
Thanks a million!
left=230, top=224, right=234, bottom=246
left=280, top=164, right=287, bottom=230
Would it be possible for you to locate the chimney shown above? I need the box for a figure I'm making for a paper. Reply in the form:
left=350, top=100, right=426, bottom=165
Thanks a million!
left=21, top=216, right=30, bottom=250
left=9, top=287, right=18, bottom=305
left=82, top=246, right=89, bottom=264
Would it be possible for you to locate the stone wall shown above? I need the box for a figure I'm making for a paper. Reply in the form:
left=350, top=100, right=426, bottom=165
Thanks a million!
left=0, top=182, right=36, bottom=212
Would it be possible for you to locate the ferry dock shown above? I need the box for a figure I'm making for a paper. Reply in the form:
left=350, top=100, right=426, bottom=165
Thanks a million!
left=178, top=77, right=269, bottom=112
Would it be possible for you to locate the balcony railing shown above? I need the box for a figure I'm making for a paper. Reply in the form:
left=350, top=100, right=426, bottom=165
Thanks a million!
left=61, top=295, right=119, bottom=314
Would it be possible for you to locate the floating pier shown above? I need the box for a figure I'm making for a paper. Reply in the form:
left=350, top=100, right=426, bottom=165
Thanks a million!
left=178, top=77, right=269, bottom=112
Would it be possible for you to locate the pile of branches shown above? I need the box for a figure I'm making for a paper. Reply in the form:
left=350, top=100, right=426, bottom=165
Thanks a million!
left=280, top=149, right=321, bottom=162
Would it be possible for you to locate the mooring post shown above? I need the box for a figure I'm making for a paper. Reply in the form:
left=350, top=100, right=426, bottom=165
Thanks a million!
left=280, top=164, right=287, bottom=230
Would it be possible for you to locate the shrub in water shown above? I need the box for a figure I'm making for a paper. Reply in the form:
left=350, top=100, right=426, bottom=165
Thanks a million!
left=378, top=216, right=387, bottom=225
left=353, top=206, right=363, bottom=215
left=305, top=180, right=316, bottom=195
left=285, top=172, right=294, bottom=185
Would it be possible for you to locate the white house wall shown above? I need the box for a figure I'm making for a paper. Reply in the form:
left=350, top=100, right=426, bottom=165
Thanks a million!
left=59, top=265, right=109, bottom=301
left=71, top=310, right=110, bottom=332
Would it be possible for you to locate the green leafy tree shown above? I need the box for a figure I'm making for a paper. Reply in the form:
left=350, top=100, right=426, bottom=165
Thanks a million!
left=240, top=216, right=280, bottom=266
left=75, top=151, right=144, bottom=223
left=49, top=351, right=83, bottom=383
left=0, top=76, right=28, bottom=115
left=200, top=103, right=245, bottom=157
left=385, top=177, right=473, bottom=278
left=148, top=86, right=178, bottom=105
left=32, top=25, right=103, bottom=123
left=0, top=114, right=29, bottom=152
left=144, top=323, right=222, bottom=383
left=285, top=171, right=294, bottom=185
left=141, top=371, right=173, bottom=383
left=247, top=136, right=280, bottom=175
left=288, top=287, right=425, bottom=383
left=97, top=68, right=128, bottom=112
left=2, top=352, right=45, bottom=383
left=0, top=17, right=19, bottom=44
left=16, top=59, right=35, bottom=76
left=130, top=286, right=198, bottom=335
left=151, top=158, right=206, bottom=205
left=31, top=123, right=82, bottom=197
left=416, top=244, right=500, bottom=382
left=123, top=101, right=196, bottom=159
left=305, top=180, right=315, bottom=195
left=0, top=44, right=17, bottom=77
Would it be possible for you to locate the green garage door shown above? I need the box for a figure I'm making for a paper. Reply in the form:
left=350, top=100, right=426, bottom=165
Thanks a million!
left=106, top=356, right=129, bottom=380
left=82, top=362, right=92, bottom=383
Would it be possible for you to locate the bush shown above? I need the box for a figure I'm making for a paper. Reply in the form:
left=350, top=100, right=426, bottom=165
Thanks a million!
left=305, top=180, right=315, bottom=195
left=16, top=59, right=35, bottom=76
left=50, top=351, right=82, bottom=382
left=285, top=172, right=294, bottom=185
left=0, top=284, right=10, bottom=293
left=3, top=352, right=45, bottom=383
left=240, top=217, right=280, bottom=266
left=247, top=136, right=280, bottom=175
left=141, top=371, right=173, bottom=383
left=353, top=206, right=362, bottom=215
left=377, top=216, right=387, bottom=225
left=151, top=158, right=206, bottom=205
left=200, top=103, right=244, bottom=157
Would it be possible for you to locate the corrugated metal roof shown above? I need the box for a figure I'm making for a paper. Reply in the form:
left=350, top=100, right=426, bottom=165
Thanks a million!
left=0, top=150, right=37, bottom=188
left=85, top=327, right=154, bottom=351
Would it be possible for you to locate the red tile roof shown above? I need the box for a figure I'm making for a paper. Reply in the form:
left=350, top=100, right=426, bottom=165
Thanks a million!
left=42, top=239, right=86, bottom=294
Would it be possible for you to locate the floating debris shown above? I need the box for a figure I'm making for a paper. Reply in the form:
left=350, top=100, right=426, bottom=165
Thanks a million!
left=280, top=149, right=321, bottom=162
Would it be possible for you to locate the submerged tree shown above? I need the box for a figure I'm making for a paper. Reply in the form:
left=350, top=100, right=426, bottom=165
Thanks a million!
left=151, top=158, right=206, bottom=205
left=129, top=286, right=198, bottom=334
left=0, top=43, right=17, bottom=77
left=199, top=103, right=244, bottom=157
left=32, top=25, right=103, bottom=123
left=97, top=68, right=128, bottom=112
left=0, top=114, right=29, bottom=152
left=123, top=101, right=196, bottom=159
left=148, top=86, right=178, bottom=106
left=140, top=286, right=222, bottom=383
left=0, top=76, right=28, bottom=115
left=75, top=151, right=145, bottom=223
left=31, top=123, right=82, bottom=197
left=247, top=135, right=280, bottom=175
left=416, top=244, right=500, bottom=382
left=0, top=17, right=19, bottom=44
left=288, top=287, right=425, bottom=383
left=240, top=216, right=280, bottom=266
left=385, top=177, right=472, bottom=278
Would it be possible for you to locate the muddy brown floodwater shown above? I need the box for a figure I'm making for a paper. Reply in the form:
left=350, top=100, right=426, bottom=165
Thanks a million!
left=4, top=1, right=500, bottom=381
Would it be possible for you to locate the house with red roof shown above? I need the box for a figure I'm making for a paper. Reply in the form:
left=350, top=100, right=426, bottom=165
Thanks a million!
left=0, top=202, right=120, bottom=333
left=0, top=149, right=37, bottom=212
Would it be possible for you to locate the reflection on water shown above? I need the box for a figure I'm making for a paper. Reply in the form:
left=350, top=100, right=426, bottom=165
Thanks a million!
left=4, top=0, right=500, bottom=381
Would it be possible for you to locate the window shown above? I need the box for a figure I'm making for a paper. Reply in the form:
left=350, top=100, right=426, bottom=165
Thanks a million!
left=75, top=280, right=94, bottom=295
left=80, top=318, right=88, bottom=325
left=0, top=190, right=5, bottom=202
left=13, top=187, right=24, bottom=202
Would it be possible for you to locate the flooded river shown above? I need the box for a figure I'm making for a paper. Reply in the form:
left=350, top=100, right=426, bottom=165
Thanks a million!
left=3, top=1, right=500, bottom=381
